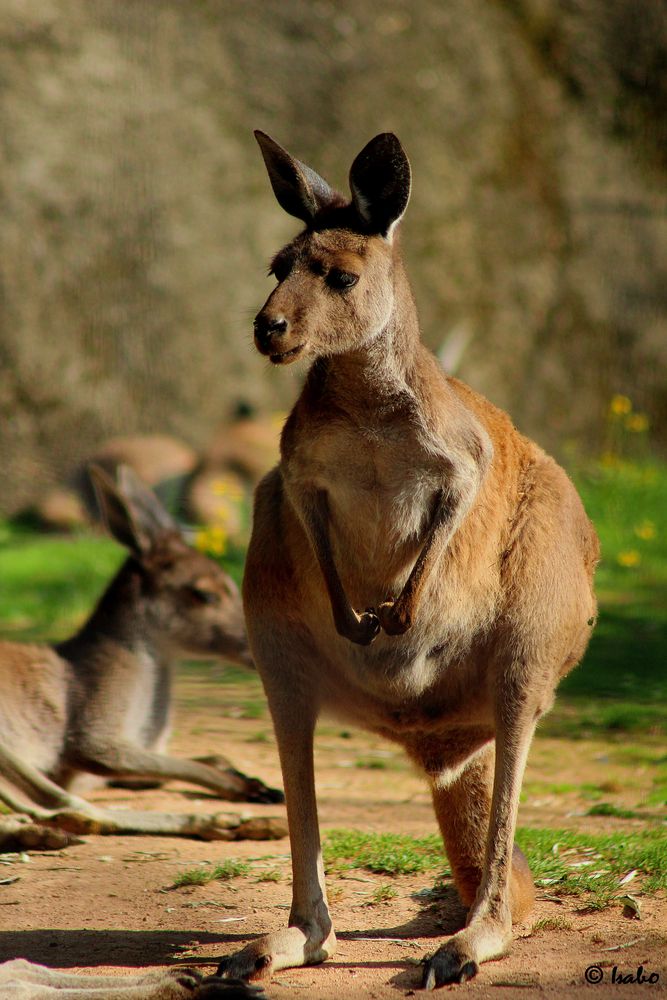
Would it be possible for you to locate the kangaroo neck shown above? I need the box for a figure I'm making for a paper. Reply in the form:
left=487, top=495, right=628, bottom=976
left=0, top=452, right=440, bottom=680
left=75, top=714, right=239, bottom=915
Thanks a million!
left=55, top=559, right=158, bottom=663
left=323, top=264, right=421, bottom=409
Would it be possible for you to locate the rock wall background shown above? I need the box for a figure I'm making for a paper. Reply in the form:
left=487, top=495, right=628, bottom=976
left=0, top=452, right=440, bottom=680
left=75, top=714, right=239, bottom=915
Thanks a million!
left=1, top=0, right=665, bottom=513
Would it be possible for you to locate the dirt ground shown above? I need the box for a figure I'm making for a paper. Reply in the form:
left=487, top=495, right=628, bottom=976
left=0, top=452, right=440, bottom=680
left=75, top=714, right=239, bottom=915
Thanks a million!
left=1, top=669, right=665, bottom=998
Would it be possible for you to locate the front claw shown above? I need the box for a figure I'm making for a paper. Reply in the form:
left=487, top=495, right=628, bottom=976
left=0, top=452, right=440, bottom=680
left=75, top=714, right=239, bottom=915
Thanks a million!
left=421, top=951, right=479, bottom=989
left=337, top=609, right=380, bottom=646
left=378, top=600, right=412, bottom=636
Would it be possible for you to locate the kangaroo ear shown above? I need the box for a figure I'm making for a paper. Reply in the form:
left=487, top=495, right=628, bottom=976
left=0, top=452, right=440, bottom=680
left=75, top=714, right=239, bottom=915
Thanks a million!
left=88, top=464, right=181, bottom=556
left=255, top=130, right=338, bottom=224
left=349, top=133, right=411, bottom=240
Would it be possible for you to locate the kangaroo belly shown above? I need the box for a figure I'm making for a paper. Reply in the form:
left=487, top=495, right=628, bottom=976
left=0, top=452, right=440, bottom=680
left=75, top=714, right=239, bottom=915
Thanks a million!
left=0, top=642, right=68, bottom=774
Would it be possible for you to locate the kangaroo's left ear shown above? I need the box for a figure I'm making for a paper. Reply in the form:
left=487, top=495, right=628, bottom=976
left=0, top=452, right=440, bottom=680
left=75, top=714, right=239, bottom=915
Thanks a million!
left=349, top=133, right=411, bottom=240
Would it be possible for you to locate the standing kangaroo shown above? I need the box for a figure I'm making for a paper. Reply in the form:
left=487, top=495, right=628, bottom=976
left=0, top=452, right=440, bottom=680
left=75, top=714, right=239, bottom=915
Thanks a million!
left=220, top=132, right=599, bottom=989
left=0, top=465, right=283, bottom=832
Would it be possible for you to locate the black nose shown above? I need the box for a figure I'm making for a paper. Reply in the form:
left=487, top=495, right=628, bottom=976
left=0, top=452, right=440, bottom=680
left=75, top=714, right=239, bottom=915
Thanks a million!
left=254, top=314, right=288, bottom=350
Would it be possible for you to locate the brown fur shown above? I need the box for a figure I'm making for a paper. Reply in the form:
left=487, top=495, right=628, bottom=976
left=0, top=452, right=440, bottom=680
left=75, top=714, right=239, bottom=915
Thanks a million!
left=220, top=132, right=599, bottom=990
left=0, top=466, right=282, bottom=826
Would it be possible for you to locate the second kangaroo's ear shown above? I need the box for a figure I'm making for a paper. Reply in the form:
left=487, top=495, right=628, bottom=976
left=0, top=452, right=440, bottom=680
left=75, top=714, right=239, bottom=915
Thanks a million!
left=349, top=133, right=411, bottom=240
left=255, top=130, right=339, bottom=224
left=89, top=464, right=181, bottom=557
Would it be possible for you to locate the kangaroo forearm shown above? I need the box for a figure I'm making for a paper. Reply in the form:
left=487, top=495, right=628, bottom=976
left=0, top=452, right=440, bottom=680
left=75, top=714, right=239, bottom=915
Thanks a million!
left=302, top=489, right=379, bottom=645
left=380, top=469, right=483, bottom=635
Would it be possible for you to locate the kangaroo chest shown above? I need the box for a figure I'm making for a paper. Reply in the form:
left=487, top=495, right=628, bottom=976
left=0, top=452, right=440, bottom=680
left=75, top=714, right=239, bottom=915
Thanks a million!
left=287, top=416, right=444, bottom=576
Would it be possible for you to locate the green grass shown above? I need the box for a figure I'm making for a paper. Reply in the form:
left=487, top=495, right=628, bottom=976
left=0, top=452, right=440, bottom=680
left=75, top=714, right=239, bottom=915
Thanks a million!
left=367, top=883, right=399, bottom=904
left=516, top=825, right=667, bottom=898
left=324, top=829, right=447, bottom=875
left=543, top=459, right=667, bottom=739
left=171, top=859, right=250, bottom=887
left=0, top=523, right=123, bottom=642
left=324, top=825, right=667, bottom=908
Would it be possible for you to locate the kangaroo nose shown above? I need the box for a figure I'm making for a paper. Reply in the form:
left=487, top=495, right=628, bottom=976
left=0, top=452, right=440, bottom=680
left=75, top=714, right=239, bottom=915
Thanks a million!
left=254, top=313, right=289, bottom=351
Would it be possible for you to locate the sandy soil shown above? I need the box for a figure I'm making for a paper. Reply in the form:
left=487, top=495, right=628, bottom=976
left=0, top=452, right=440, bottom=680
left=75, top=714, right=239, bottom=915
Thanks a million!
left=0, top=668, right=665, bottom=998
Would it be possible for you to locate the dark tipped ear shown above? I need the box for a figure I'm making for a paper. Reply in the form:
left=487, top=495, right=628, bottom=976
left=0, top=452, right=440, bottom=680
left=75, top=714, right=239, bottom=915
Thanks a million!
left=254, top=130, right=338, bottom=224
left=349, top=133, right=411, bottom=239
left=88, top=464, right=181, bottom=557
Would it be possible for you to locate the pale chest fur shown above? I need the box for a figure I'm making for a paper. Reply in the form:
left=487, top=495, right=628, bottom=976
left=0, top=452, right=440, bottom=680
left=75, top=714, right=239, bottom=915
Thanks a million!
left=285, top=415, right=445, bottom=601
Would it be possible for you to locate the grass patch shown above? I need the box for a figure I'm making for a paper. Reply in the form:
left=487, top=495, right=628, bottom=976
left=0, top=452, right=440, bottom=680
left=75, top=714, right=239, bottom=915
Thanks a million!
left=531, top=917, right=572, bottom=933
left=255, top=869, right=282, bottom=883
left=367, top=883, right=399, bottom=905
left=324, top=829, right=446, bottom=876
left=517, top=825, right=667, bottom=903
left=585, top=802, right=641, bottom=819
left=0, top=526, right=123, bottom=642
left=171, top=859, right=250, bottom=887
left=246, top=731, right=271, bottom=744
left=355, top=757, right=391, bottom=770
left=324, top=825, right=667, bottom=909
left=543, top=460, right=667, bottom=739
left=240, top=700, right=265, bottom=720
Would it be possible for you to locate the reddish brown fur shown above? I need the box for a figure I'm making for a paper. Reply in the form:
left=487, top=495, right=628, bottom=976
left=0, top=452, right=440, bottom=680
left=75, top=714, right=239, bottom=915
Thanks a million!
left=220, top=131, right=599, bottom=990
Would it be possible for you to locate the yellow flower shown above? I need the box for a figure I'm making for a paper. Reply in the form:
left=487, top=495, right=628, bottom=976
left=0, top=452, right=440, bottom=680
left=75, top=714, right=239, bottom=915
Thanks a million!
left=625, top=412, right=649, bottom=433
left=609, top=394, right=632, bottom=417
left=195, top=524, right=227, bottom=556
left=617, top=549, right=641, bottom=568
left=634, top=520, right=656, bottom=541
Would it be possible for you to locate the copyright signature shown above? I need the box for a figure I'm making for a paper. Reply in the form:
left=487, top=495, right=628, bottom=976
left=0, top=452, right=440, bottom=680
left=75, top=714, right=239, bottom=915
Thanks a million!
left=585, top=965, right=660, bottom=986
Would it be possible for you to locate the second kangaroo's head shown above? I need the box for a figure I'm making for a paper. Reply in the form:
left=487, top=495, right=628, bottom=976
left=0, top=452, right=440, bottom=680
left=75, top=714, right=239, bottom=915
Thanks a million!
left=89, top=465, right=251, bottom=666
left=253, top=131, right=411, bottom=365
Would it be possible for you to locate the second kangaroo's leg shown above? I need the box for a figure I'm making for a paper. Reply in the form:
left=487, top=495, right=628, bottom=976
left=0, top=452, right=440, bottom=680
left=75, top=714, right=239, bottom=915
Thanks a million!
left=0, top=959, right=264, bottom=998
left=219, top=646, right=335, bottom=980
left=0, top=742, right=108, bottom=819
left=69, top=742, right=283, bottom=804
left=422, top=697, right=539, bottom=989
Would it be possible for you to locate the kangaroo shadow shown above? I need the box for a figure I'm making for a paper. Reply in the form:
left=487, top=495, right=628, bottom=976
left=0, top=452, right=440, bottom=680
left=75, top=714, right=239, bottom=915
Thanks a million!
left=334, top=881, right=467, bottom=991
left=0, top=929, right=224, bottom=970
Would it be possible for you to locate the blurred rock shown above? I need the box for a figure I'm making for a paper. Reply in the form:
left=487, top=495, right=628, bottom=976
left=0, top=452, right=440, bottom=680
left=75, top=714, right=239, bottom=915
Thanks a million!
left=204, top=411, right=283, bottom=486
left=31, top=487, right=87, bottom=532
left=0, top=0, right=665, bottom=515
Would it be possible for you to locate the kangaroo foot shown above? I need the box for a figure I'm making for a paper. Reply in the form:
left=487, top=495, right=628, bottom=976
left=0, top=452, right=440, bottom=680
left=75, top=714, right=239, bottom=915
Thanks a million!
left=218, top=925, right=336, bottom=982
left=421, top=914, right=512, bottom=990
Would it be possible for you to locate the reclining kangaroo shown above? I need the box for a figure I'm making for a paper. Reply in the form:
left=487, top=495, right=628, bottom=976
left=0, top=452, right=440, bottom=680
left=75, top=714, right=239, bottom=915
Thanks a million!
left=0, top=465, right=283, bottom=838
left=220, top=132, right=599, bottom=989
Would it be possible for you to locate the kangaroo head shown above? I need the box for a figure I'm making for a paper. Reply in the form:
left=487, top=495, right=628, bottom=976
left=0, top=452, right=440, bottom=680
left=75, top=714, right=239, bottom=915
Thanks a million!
left=253, top=131, right=411, bottom=364
left=88, top=465, right=249, bottom=665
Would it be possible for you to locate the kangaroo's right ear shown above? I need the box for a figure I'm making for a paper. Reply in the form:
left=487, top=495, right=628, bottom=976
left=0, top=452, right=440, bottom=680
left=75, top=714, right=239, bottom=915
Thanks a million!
left=88, top=464, right=181, bottom=557
left=255, top=130, right=338, bottom=224
left=349, top=133, right=411, bottom=240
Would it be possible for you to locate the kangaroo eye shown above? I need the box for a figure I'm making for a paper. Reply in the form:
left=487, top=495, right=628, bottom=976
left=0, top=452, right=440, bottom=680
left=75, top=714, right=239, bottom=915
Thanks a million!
left=185, top=586, right=221, bottom=606
left=270, top=257, right=293, bottom=283
left=327, top=269, right=358, bottom=290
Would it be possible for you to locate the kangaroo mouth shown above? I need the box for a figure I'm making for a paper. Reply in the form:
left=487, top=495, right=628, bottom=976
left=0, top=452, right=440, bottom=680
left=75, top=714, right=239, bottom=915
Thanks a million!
left=269, top=344, right=304, bottom=365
